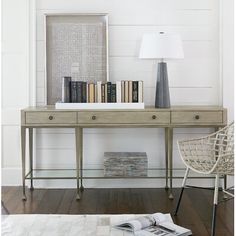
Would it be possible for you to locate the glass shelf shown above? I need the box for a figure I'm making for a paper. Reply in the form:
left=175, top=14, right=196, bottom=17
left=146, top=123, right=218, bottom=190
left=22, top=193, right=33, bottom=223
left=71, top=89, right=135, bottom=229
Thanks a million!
left=25, top=168, right=216, bottom=180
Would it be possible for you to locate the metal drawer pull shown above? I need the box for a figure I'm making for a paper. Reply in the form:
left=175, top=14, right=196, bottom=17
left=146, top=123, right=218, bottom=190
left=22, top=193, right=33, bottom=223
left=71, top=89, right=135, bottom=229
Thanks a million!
left=195, top=115, right=200, bottom=120
left=49, top=115, right=54, bottom=120
left=92, top=115, right=96, bottom=120
left=152, top=115, right=157, bottom=120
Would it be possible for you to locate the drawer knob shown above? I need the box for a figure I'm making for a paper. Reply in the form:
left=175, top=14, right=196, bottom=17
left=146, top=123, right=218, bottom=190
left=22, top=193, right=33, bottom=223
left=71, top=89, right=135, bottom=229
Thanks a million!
left=195, top=115, right=200, bottom=120
left=152, top=115, right=157, bottom=120
left=92, top=115, right=96, bottom=120
left=48, top=115, right=54, bottom=120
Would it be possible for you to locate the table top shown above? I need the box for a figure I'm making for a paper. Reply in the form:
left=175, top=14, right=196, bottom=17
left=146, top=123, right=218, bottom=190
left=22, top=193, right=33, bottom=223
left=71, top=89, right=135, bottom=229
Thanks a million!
left=22, top=105, right=226, bottom=112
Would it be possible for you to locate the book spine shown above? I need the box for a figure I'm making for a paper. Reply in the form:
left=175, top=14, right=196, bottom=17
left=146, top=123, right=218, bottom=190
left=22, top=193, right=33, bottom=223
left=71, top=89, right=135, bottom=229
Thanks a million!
left=128, top=80, right=133, bottom=103
left=77, top=81, right=83, bottom=103
left=101, top=84, right=105, bottom=103
left=70, top=81, right=77, bottom=103
left=107, top=82, right=112, bottom=103
left=82, top=82, right=87, bottom=103
left=111, top=84, right=116, bottom=103
left=62, top=76, right=71, bottom=103
left=97, top=81, right=102, bottom=103
left=88, top=83, right=95, bottom=103
left=121, top=80, right=125, bottom=103
left=124, top=81, right=129, bottom=103
left=138, top=81, right=143, bottom=103
left=132, top=81, right=138, bottom=103
left=86, top=83, right=89, bottom=103
left=116, top=81, right=122, bottom=103
left=95, top=84, right=97, bottom=103
left=105, top=83, right=108, bottom=103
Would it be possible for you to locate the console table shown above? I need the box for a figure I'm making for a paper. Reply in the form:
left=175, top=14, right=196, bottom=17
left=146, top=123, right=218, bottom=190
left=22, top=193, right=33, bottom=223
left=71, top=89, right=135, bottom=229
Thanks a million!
left=21, top=106, right=227, bottom=201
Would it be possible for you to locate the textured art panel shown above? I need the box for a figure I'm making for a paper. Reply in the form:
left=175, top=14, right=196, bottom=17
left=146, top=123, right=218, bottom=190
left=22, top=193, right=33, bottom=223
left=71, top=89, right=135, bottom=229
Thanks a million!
left=46, top=14, right=108, bottom=105
left=104, top=152, right=148, bottom=177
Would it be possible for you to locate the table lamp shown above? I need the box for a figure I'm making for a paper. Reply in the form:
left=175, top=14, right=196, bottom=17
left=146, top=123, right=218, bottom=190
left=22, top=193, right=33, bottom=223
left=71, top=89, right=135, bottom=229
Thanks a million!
left=139, top=32, right=184, bottom=108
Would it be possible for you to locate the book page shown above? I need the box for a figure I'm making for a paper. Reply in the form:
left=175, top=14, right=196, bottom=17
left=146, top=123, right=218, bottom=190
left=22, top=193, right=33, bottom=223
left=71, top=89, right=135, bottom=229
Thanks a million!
left=115, top=213, right=169, bottom=231
left=136, top=225, right=178, bottom=236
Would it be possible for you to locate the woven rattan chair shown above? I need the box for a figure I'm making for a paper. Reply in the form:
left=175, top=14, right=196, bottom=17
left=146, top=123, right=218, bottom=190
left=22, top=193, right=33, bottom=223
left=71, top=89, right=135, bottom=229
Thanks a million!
left=174, top=122, right=234, bottom=236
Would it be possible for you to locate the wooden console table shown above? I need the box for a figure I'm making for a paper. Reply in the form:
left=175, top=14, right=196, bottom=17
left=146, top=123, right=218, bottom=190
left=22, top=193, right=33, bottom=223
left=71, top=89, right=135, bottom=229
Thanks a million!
left=21, top=106, right=227, bottom=200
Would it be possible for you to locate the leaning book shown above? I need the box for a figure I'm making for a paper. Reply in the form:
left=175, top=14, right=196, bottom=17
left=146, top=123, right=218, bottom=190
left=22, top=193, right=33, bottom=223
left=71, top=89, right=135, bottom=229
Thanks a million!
left=114, top=213, right=192, bottom=236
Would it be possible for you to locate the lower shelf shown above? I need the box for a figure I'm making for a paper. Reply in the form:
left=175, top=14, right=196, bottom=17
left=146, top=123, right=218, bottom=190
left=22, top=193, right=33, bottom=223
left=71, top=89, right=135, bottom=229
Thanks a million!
left=25, top=168, right=217, bottom=180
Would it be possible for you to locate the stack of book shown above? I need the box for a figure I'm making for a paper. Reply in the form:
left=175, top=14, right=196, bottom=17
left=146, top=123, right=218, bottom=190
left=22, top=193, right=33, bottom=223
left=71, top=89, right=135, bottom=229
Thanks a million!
left=104, top=152, right=148, bottom=177
left=61, top=77, right=144, bottom=103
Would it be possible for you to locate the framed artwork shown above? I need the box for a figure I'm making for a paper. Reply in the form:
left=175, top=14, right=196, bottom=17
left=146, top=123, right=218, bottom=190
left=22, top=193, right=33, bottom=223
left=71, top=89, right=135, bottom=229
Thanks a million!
left=45, top=13, right=109, bottom=105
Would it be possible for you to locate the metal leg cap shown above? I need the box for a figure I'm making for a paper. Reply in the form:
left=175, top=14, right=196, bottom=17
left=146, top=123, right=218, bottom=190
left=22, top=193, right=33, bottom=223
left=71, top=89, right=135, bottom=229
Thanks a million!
left=22, top=196, right=27, bottom=201
left=165, top=186, right=169, bottom=191
left=80, top=186, right=84, bottom=191
left=223, top=194, right=228, bottom=200
left=168, top=193, right=174, bottom=200
left=76, top=194, right=80, bottom=201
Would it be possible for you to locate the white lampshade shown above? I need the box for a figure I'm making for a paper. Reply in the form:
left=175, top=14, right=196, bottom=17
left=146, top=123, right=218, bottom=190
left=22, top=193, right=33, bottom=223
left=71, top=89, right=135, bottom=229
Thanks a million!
left=139, top=32, right=184, bottom=59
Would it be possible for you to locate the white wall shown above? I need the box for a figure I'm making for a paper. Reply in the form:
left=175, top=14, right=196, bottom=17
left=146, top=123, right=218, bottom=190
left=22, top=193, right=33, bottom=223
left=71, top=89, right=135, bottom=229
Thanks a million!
left=221, top=0, right=234, bottom=121
left=1, top=0, right=234, bottom=188
left=2, top=0, right=31, bottom=185
left=221, top=0, right=234, bottom=186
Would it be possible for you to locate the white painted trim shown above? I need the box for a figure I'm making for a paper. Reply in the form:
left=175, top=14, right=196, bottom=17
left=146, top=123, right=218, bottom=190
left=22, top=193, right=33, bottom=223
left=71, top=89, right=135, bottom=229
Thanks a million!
left=43, top=14, right=47, bottom=106
left=105, top=14, right=109, bottom=82
left=221, top=0, right=234, bottom=122
left=25, top=0, right=30, bottom=106
left=219, top=0, right=223, bottom=106
left=2, top=168, right=22, bottom=186
left=29, top=0, right=37, bottom=107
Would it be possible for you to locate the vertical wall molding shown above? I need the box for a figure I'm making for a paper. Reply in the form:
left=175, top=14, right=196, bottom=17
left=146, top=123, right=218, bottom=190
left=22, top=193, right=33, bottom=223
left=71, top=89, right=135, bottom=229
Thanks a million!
left=29, top=0, right=37, bottom=106
left=221, top=0, right=234, bottom=122
left=219, top=0, right=223, bottom=106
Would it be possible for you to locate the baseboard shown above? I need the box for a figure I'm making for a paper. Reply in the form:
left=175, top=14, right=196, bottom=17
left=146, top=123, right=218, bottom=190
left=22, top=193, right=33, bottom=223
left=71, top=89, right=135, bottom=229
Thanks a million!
left=2, top=168, right=22, bottom=186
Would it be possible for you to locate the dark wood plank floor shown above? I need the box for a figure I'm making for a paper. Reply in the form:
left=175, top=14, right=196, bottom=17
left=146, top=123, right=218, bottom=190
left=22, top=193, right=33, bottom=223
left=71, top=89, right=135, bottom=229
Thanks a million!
left=2, top=187, right=234, bottom=236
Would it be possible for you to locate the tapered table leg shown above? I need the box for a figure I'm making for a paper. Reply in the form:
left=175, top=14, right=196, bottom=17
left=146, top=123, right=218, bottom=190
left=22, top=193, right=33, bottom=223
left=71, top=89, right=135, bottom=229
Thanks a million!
left=75, top=127, right=83, bottom=200
left=165, top=128, right=169, bottom=190
left=21, top=126, right=27, bottom=200
left=29, top=128, right=34, bottom=190
left=224, top=175, right=227, bottom=190
left=80, top=128, right=84, bottom=191
left=168, top=127, right=174, bottom=200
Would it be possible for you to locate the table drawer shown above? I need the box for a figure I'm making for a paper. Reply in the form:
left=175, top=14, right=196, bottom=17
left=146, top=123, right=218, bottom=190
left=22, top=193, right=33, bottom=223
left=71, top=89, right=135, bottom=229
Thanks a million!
left=171, top=111, right=223, bottom=124
left=77, top=111, right=170, bottom=124
left=25, top=112, right=77, bottom=124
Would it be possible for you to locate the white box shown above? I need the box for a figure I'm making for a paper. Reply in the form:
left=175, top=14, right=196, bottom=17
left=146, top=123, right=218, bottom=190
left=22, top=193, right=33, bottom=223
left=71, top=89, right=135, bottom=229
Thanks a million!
left=55, top=102, right=145, bottom=110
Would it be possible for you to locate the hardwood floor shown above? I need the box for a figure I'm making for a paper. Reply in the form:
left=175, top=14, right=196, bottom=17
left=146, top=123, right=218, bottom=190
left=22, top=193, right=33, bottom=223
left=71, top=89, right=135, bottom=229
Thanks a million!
left=2, top=187, right=234, bottom=236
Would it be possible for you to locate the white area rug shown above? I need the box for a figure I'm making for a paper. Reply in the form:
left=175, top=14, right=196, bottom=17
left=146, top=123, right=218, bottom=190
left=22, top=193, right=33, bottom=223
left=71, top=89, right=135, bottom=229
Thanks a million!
left=2, top=214, right=139, bottom=236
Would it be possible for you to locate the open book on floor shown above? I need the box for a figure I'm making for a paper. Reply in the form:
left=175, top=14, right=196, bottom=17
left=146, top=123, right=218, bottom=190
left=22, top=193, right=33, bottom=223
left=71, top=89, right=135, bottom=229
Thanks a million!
left=114, top=213, right=192, bottom=236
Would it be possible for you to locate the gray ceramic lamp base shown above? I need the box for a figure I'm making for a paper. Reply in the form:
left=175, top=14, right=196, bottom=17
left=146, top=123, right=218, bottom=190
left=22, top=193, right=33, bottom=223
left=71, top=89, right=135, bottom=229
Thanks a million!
left=155, top=62, right=170, bottom=108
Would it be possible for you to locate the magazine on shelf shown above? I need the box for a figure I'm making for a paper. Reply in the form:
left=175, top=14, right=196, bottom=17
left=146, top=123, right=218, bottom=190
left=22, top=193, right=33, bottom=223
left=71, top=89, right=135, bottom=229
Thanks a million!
left=114, top=213, right=192, bottom=236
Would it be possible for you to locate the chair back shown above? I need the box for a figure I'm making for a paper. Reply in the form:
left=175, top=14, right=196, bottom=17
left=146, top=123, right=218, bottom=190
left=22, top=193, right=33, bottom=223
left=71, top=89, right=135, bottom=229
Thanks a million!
left=213, top=122, right=234, bottom=175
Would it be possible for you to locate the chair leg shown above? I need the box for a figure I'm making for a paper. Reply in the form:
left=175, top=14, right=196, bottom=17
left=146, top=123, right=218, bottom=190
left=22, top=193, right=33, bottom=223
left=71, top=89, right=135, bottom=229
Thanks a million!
left=211, top=174, right=219, bottom=236
left=174, top=168, right=190, bottom=216
left=223, top=175, right=228, bottom=199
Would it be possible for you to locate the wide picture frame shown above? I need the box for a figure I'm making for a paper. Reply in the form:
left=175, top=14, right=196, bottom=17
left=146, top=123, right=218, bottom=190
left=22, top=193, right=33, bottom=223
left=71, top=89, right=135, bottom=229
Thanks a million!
left=45, top=13, right=109, bottom=105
